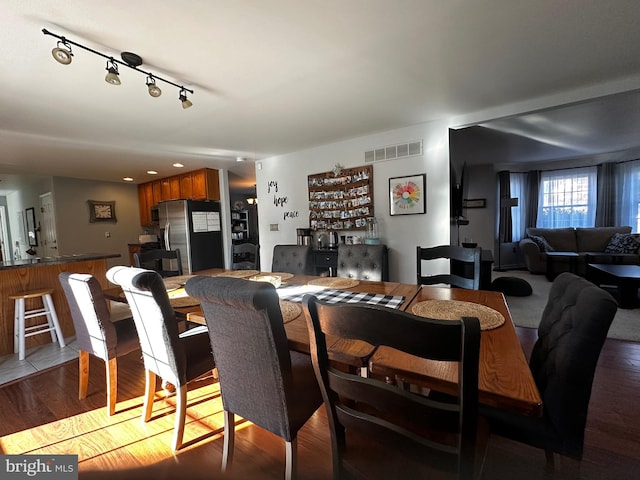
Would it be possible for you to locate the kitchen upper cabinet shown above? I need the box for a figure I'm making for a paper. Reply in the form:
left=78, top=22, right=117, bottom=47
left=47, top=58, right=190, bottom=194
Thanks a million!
left=180, top=173, right=193, bottom=199
left=138, top=168, right=220, bottom=226
left=191, top=168, right=220, bottom=200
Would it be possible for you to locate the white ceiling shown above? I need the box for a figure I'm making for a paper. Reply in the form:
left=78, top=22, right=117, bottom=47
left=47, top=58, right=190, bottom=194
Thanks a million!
left=2, top=1, right=640, bottom=194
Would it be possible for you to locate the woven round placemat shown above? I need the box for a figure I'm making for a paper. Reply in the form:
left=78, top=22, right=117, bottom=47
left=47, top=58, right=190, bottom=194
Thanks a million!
left=280, top=300, right=302, bottom=323
left=308, top=277, right=360, bottom=289
left=411, top=300, right=505, bottom=331
left=215, top=270, right=260, bottom=278
left=269, top=272, right=295, bottom=281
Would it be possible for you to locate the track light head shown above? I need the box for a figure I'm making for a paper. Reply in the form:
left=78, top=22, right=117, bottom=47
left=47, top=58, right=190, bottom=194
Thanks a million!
left=105, top=60, right=121, bottom=85
left=51, top=40, right=73, bottom=65
left=146, top=75, right=162, bottom=97
left=179, top=88, right=193, bottom=109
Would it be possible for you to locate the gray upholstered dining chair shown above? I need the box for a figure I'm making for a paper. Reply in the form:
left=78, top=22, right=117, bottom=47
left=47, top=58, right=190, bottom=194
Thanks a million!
left=133, top=248, right=183, bottom=277
left=481, top=272, right=617, bottom=472
left=417, top=245, right=481, bottom=289
left=336, top=244, right=388, bottom=281
left=58, top=272, right=140, bottom=417
left=271, top=245, right=312, bottom=275
left=185, top=275, right=323, bottom=480
left=106, top=266, right=216, bottom=451
left=302, top=295, right=484, bottom=479
left=232, top=242, right=259, bottom=270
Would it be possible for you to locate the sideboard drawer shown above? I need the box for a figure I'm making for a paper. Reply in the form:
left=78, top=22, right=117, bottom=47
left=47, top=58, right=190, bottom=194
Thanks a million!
left=313, top=249, right=338, bottom=276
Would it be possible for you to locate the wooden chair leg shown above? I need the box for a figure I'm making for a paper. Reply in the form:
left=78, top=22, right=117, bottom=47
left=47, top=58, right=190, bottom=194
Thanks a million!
left=172, top=384, right=188, bottom=451
left=285, top=437, right=297, bottom=480
left=78, top=350, right=89, bottom=400
left=222, top=410, right=235, bottom=473
left=106, top=357, right=117, bottom=416
left=142, top=370, right=156, bottom=422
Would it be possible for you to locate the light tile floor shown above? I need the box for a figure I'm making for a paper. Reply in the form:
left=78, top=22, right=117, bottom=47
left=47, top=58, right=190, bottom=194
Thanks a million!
left=0, top=337, right=79, bottom=387
left=0, top=301, right=132, bottom=387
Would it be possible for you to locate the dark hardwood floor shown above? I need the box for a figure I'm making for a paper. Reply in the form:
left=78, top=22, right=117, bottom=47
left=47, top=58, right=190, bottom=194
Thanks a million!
left=1, top=326, right=639, bottom=479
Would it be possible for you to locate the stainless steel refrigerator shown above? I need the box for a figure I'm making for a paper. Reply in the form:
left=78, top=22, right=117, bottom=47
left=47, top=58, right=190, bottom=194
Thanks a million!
left=158, top=199, right=224, bottom=274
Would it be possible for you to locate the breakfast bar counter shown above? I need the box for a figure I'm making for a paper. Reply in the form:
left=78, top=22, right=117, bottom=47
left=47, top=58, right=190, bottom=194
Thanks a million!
left=0, top=253, right=120, bottom=356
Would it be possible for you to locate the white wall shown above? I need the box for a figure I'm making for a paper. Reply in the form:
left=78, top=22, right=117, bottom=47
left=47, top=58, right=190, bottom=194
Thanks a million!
left=256, top=120, right=451, bottom=284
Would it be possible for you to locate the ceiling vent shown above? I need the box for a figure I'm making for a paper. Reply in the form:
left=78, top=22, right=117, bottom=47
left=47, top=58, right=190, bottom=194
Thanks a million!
left=364, top=140, right=423, bottom=163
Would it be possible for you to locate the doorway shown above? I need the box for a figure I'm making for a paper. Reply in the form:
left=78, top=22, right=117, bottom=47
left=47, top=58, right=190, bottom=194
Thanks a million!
left=39, top=192, right=58, bottom=257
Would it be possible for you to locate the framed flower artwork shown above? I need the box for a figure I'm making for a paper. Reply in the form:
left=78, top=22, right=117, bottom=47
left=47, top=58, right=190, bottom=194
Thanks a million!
left=389, top=174, right=426, bottom=216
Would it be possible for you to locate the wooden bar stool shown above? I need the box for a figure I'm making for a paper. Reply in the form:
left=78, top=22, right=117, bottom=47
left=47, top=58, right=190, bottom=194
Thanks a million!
left=11, top=288, right=66, bottom=361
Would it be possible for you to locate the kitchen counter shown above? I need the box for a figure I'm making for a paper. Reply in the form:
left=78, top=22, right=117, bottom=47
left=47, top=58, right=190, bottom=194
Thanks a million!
left=0, top=252, right=120, bottom=270
left=0, top=252, right=121, bottom=356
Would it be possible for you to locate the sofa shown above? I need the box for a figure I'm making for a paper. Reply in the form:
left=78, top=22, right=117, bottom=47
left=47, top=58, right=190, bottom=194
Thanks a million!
left=519, top=226, right=640, bottom=277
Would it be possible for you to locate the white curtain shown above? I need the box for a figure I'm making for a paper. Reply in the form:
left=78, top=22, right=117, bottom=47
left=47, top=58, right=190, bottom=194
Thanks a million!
left=615, top=160, right=640, bottom=233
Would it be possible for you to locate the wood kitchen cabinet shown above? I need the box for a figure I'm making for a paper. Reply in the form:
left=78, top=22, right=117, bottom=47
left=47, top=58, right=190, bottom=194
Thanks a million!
left=191, top=168, right=220, bottom=200
left=137, top=168, right=220, bottom=226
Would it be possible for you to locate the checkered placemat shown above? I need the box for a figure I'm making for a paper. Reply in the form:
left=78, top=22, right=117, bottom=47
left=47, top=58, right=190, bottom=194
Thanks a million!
left=277, top=285, right=404, bottom=309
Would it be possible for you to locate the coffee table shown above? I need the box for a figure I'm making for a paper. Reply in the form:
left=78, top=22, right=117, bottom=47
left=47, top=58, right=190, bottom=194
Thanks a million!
left=587, top=263, right=640, bottom=308
left=546, top=251, right=579, bottom=281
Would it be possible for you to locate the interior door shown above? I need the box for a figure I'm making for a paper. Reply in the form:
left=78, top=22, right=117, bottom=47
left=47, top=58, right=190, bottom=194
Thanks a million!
left=39, top=192, right=58, bottom=257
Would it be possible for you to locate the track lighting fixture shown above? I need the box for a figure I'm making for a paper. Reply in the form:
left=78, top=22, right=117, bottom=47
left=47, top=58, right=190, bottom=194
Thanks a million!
left=179, top=88, right=192, bottom=109
left=104, top=59, right=121, bottom=85
left=146, top=75, right=162, bottom=97
left=51, top=40, right=73, bottom=65
left=43, top=28, right=194, bottom=109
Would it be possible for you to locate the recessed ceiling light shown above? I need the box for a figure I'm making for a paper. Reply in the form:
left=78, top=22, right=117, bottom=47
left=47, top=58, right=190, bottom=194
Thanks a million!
left=173, top=163, right=184, bottom=168
left=122, top=177, right=134, bottom=182
left=236, top=156, right=245, bottom=162
left=147, top=170, right=158, bottom=175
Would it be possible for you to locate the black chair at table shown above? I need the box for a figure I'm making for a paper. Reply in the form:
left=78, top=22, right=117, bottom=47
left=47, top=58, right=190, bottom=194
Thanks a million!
left=133, top=248, right=183, bottom=277
left=185, top=276, right=323, bottom=480
left=232, top=242, right=259, bottom=270
left=417, top=245, right=481, bottom=289
left=481, top=272, right=617, bottom=474
left=106, top=266, right=216, bottom=451
left=302, top=296, right=485, bottom=480
left=271, top=244, right=312, bottom=275
left=336, top=244, right=388, bottom=281
left=58, top=272, right=140, bottom=417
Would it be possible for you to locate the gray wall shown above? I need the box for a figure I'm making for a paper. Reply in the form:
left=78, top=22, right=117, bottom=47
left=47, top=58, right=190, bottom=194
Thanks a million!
left=52, top=177, right=141, bottom=268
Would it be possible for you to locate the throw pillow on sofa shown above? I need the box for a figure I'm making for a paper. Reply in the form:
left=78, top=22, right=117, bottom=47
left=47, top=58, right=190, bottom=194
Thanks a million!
left=604, top=233, right=640, bottom=254
left=529, top=234, right=555, bottom=252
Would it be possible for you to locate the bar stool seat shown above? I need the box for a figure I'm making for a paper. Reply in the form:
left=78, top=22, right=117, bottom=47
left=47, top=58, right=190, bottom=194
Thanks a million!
left=10, top=288, right=66, bottom=361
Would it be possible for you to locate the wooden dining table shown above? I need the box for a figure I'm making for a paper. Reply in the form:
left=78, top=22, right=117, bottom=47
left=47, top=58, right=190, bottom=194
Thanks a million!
left=104, top=268, right=542, bottom=417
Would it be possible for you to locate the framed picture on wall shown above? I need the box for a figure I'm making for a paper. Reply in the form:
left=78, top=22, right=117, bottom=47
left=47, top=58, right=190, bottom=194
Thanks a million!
left=389, top=174, right=426, bottom=216
left=88, top=200, right=117, bottom=223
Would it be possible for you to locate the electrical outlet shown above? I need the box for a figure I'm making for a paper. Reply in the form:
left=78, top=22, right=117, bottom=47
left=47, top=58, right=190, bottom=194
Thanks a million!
left=105, top=232, right=110, bottom=238
left=270, top=224, right=279, bottom=231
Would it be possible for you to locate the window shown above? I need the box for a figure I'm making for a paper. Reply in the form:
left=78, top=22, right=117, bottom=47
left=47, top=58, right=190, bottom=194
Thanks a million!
left=616, top=160, right=640, bottom=232
left=537, top=167, right=597, bottom=228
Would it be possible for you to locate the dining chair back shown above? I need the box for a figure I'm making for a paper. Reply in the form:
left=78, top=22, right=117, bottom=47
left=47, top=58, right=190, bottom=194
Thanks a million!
left=417, top=245, right=481, bottom=289
left=336, top=244, right=388, bottom=281
left=185, top=275, right=323, bottom=480
left=481, top=272, right=617, bottom=468
left=106, top=266, right=215, bottom=451
left=133, top=248, right=183, bottom=277
left=302, top=296, right=483, bottom=479
left=232, top=242, right=259, bottom=270
left=58, top=272, right=140, bottom=416
left=271, top=245, right=312, bottom=275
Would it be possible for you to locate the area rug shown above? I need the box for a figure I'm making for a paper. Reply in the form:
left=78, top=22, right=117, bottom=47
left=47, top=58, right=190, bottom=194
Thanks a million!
left=493, top=270, right=639, bottom=342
